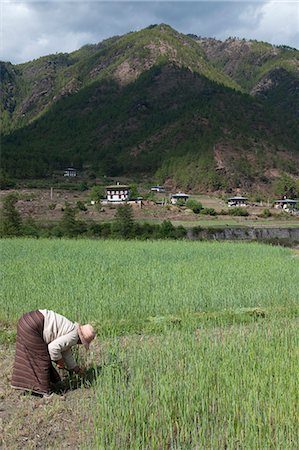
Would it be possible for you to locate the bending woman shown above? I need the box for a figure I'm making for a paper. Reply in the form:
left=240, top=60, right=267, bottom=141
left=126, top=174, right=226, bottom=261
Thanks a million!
left=11, top=309, right=96, bottom=397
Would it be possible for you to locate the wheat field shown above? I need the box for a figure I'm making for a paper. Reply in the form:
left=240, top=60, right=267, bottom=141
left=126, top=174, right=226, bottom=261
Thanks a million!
left=1, top=238, right=298, bottom=448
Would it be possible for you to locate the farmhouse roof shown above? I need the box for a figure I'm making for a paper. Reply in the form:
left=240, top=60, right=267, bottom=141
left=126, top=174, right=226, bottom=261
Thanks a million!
left=106, top=185, right=129, bottom=189
left=274, top=199, right=297, bottom=203
left=228, top=196, right=248, bottom=201
left=171, top=193, right=189, bottom=198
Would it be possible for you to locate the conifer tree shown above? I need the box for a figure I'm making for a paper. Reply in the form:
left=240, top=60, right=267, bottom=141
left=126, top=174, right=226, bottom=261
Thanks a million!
left=113, top=203, right=134, bottom=238
left=1, top=193, right=22, bottom=236
left=60, top=204, right=79, bottom=237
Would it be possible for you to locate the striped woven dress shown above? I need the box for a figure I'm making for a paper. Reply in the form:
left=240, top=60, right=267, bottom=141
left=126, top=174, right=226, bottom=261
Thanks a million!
left=11, top=310, right=61, bottom=395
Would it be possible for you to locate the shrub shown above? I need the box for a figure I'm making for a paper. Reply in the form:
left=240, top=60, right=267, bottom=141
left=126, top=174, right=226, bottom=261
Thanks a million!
left=87, top=221, right=112, bottom=238
left=76, top=201, right=87, bottom=211
left=143, top=192, right=158, bottom=202
left=78, top=182, right=89, bottom=192
left=228, top=207, right=249, bottom=217
left=176, top=199, right=187, bottom=207
left=175, top=225, right=187, bottom=239
left=260, top=209, right=272, bottom=218
left=201, top=208, right=217, bottom=216
left=51, top=225, right=64, bottom=238
left=186, top=199, right=203, bottom=214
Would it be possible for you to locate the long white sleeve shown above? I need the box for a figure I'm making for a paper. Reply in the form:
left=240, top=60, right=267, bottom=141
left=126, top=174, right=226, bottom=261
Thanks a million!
left=47, top=329, right=79, bottom=368
left=39, top=309, right=79, bottom=369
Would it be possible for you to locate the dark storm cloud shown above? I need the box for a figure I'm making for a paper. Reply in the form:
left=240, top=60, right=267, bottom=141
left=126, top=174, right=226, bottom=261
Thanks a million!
left=2, top=1, right=298, bottom=64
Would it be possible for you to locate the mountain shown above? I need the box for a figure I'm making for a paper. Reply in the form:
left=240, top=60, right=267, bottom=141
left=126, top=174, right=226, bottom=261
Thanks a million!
left=1, top=24, right=299, bottom=192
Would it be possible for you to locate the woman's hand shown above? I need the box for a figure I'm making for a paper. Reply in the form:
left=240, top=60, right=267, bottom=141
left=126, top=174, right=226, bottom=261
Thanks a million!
left=73, top=366, right=85, bottom=376
left=55, top=358, right=65, bottom=369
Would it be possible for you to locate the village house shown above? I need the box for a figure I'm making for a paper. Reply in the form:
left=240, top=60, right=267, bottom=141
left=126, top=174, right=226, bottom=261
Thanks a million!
left=227, top=196, right=248, bottom=207
left=274, top=199, right=298, bottom=212
left=105, top=184, right=130, bottom=202
left=64, top=167, right=77, bottom=177
left=151, top=185, right=166, bottom=193
left=170, top=193, right=190, bottom=205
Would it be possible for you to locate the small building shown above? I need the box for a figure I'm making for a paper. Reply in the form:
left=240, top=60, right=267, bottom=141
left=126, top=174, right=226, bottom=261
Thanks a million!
left=64, top=167, right=77, bottom=177
left=151, top=185, right=166, bottom=193
left=227, top=196, right=248, bottom=207
left=274, top=199, right=298, bottom=212
left=170, top=193, right=190, bottom=205
left=106, top=184, right=130, bottom=203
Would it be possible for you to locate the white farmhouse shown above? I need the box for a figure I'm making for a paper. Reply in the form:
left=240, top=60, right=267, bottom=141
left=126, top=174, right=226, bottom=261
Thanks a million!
left=170, top=193, right=189, bottom=205
left=106, top=184, right=130, bottom=202
left=64, top=167, right=77, bottom=177
left=151, top=185, right=166, bottom=193
left=227, top=196, right=248, bottom=207
left=274, top=199, right=297, bottom=212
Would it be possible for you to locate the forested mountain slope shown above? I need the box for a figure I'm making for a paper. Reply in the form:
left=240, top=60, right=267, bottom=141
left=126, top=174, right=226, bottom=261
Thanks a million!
left=1, top=24, right=298, bottom=191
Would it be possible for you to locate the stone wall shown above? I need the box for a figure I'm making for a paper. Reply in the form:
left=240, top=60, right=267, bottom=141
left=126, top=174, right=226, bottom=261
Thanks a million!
left=187, top=227, right=299, bottom=243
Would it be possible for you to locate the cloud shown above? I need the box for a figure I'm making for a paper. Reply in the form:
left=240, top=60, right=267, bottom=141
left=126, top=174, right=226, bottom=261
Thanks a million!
left=252, top=1, right=299, bottom=46
left=1, top=1, right=298, bottom=64
left=222, top=1, right=299, bottom=46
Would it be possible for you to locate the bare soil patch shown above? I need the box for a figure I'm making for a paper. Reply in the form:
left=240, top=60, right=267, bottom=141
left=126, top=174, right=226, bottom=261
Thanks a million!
left=0, top=343, right=96, bottom=449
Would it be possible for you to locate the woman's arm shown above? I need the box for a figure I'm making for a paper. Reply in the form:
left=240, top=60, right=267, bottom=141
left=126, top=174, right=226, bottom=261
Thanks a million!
left=48, top=330, right=78, bottom=369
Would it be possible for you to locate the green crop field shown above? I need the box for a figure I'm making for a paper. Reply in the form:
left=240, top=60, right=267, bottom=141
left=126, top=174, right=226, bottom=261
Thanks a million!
left=1, top=239, right=298, bottom=448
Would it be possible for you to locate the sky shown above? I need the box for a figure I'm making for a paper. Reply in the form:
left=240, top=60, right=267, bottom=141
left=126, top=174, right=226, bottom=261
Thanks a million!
left=1, top=1, right=298, bottom=64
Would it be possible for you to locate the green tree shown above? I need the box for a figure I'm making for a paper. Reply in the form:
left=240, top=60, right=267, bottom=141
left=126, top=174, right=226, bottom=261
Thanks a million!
left=89, top=185, right=105, bottom=202
left=273, top=175, right=298, bottom=199
left=22, top=216, right=40, bottom=237
left=0, top=193, right=22, bottom=236
left=112, top=204, right=135, bottom=238
left=160, top=220, right=176, bottom=238
left=0, top=169, right=15, bottom=189
left=129, top=184, right=140, bottom=198
left=60, top=204, right=81, bottom=237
